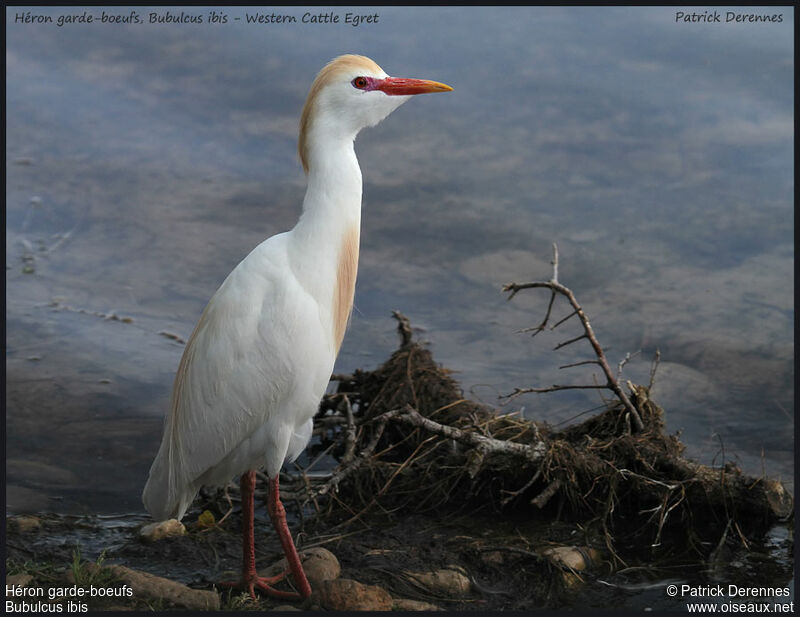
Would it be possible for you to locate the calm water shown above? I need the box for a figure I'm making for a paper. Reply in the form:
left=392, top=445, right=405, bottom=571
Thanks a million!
left=6, top=7, right=793, bottom=523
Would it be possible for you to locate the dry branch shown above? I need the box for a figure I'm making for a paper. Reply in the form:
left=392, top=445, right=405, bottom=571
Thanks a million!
left=502, top=243, right=644, bottom=431
left=316, top=416, right=388, bottom=498
left=377, top=404, right=546, bottom=464
left=280, top=302, right=790, bottom=574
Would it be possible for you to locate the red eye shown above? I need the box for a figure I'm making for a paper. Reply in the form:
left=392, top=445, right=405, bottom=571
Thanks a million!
left=352, top=76, right=368, bottom=89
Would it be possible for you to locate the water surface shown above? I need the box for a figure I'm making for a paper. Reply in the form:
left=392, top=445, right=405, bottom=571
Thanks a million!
left=6, top=7, right=793, bottom=518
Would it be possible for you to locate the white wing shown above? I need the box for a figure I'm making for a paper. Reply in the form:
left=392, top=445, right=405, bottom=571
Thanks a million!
left=143, top=233, right=332, bottom=520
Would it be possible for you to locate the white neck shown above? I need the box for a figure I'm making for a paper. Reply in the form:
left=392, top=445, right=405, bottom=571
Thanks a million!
left=293, top=126, right=362, bottom=249
left=287, top=126, right=363, bottom=351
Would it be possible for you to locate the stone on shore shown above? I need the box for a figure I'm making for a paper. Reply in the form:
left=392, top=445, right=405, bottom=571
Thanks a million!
left=86, top=563, right=219, bottom=610
left=316, top=578, right=393, bottom=611
left=6, top=573, right=35, bottom=589
left=541, top=545, right=603, bottom=589
left=404, top=567, right=472, bottom=595
left=393, top=597, right=443, bottom=611
left=138, top=519, right=186, bottom=543
left=8, top=515, right=41, bottom=533
left=541, top=546, right=601, bottom=571
left=259, top=546, right=341, bottom=588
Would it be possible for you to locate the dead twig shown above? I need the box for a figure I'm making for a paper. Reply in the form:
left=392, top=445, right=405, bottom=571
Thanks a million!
left=617, top=350, right=641, bottom=383
left=505, top=384, right=606, bottom=397
left=502, top=243, right=644, bottom=432
left=392, top=310, right=414, bottom=347
left=648, top=349, right=661, bottom=390
left=531, top=478, right=563, bottom=508
left=500, top=469, right=542, bottom=506
left=377, top=405, right=547, bottom=463
left=341, top=395, right=357, bottom=464
left=316, top=417, right=388, bottom=498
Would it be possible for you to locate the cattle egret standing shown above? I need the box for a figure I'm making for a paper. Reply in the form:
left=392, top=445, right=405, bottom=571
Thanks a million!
left=142, top=54, right=452, bottom=600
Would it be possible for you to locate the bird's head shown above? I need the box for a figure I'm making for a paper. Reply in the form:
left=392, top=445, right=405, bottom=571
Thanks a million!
left=299, top=54, right=452, bottom=173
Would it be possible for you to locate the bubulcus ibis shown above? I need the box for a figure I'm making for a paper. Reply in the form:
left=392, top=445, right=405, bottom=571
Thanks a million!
left=142, top=54, right=452, bottom=600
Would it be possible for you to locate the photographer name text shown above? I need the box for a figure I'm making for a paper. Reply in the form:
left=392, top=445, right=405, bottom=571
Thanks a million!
left=675, top=10, right=783, bottom=24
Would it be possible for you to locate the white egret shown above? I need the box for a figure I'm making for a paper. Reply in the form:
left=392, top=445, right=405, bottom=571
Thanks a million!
left=142, top=54, right=452, bottom=600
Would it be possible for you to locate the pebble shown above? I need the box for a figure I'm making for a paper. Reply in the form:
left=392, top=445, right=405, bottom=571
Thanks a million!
left=393, top=597, right=443, bottom=611
left=6, top=573, right=34, bottom=589
left=8, top=515, right=41, bottom=533
left=541, top=546, right=601, bottom=571
left=139, top=519, right=186, bottom=543
left=260, top=547, right=340, bottom=589
left=765, top=479, right=793, bottom=519
left=404, top=567, right=472, bottom=595
left=316, top=578, right=392, bottom=611
left=85, top=563, right=219, bottom=610
left=541, top=545, right=603, bottom=589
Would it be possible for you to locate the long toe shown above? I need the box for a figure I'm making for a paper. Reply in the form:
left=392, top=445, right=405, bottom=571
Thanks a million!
left=218, top=569, right=304, bottom=601
left=253, top=576, right=304, bottom=600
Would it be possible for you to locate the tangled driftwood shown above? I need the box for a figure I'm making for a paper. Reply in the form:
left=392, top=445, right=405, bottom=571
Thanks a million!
left=287, top=248, right=791, bottom=565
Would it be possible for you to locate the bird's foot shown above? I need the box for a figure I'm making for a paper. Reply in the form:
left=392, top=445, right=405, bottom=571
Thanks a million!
left=218, top=568, right=303, bottom=601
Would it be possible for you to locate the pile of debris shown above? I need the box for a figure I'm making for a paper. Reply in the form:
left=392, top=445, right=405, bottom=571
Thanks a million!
left=297, top=312, right=791, bottom=567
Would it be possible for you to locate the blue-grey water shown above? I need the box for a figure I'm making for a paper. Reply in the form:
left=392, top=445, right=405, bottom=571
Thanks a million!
left=6, top=4, right=793, bottom=534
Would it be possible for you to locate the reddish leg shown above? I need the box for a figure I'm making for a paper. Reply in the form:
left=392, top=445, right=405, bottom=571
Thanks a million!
left=218, top=471, right=306, bottom=600
left=267, top=475, right=312, bottom=598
